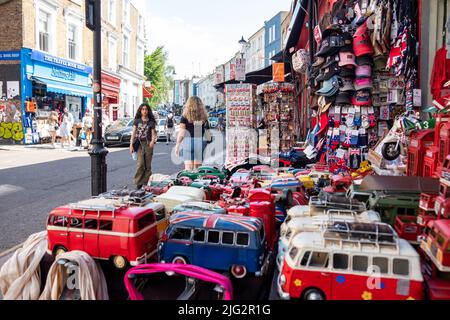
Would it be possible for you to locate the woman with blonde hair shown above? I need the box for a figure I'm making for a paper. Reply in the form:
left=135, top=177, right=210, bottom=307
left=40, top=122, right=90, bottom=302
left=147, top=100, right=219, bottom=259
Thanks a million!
left=175, top=96, right=212, bottom=170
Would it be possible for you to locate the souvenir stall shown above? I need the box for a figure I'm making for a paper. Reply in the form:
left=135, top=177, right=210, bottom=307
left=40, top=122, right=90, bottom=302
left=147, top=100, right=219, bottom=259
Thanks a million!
left=293, top=0, right=421, bottom=175
left=225, top=83, right=257, bottom=164
left=259, top=83, right=296, bottom=157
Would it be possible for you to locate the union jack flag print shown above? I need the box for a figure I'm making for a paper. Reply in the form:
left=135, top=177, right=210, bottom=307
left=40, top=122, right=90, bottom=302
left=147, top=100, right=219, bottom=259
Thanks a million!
left=170, top=212, right=262, bottom=232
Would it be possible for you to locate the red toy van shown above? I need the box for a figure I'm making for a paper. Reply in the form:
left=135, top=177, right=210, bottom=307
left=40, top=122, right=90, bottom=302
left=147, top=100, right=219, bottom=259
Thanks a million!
left=47, top=199, right=161, bottom=270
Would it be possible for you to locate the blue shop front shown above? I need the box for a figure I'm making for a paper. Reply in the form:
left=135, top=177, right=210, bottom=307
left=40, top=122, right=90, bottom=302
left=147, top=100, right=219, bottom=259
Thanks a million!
left=21, top=48, right=93, bottom=144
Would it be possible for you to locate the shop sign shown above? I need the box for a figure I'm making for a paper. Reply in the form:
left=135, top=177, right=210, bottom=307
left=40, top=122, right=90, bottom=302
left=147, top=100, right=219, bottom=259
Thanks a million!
left=235, top=58, right=246, bottom=81
left=215, top=66, right=224, bottom=85
left=31, top=50, right=92, bottom=74
left=273, top=63, right=285, bottom=83
left=51, top=67, right=76, bottom=81
left=0, top=51, right=20, bottom=60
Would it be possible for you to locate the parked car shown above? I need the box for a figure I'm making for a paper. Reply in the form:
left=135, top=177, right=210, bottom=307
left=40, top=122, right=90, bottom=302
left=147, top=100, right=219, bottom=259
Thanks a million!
left=104, top=118, right=133, bottom=147
left=156, top=118, right=167, bottom=141
left=46, top=198, right=163, bottom=270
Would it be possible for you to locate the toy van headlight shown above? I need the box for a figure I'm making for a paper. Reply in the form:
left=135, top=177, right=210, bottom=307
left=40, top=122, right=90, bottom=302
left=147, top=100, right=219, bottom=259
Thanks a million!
left=280, top=274, right=286, bottom=286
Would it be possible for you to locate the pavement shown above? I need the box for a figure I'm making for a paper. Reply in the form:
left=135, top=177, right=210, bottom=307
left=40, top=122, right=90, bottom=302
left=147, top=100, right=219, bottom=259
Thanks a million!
left=0, top=129, right=225, bottom=255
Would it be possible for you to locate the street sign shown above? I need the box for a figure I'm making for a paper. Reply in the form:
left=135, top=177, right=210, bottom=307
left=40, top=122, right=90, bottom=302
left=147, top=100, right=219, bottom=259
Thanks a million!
left=235, top=58, right=246, bottom=81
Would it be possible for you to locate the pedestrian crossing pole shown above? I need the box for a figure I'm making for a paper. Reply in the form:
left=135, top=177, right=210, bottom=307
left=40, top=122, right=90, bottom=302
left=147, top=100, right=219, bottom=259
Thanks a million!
left=86, top=0, right=108, bottom=196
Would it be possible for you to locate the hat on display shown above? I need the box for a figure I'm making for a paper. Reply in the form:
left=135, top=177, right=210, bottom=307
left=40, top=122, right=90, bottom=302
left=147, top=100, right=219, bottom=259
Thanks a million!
left=340, top=66, right=356, bottom=78
left=355, top=65, right=372, bottom=78
left=312, top=56, right=326, bottom=67
left=352, top=90, right=372, bottom=106
left=316, top=35, right=344, bottom=57
left=321, top=24, right=342, bottom=39
left=335, top=91, right=352, bottom=105
left=353, top=22, right=374, bottom=57
left=340, top=77, right=355, bottom=91
left=356, top=55, right=374, bottom=66
left=340, top=33, right=353, bottom=51
left=322, top=54, right=340, bottom=69
left=323, top=64, right=341, bottom=81
left=354, top=78, right=373, bottom=91
left=338, top=51, right=357, bottom=67
left=316, top=75, right=340, bottom=96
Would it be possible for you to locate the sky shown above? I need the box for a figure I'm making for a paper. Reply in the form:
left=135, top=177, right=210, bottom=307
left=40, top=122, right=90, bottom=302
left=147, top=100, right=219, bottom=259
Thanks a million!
left=144, top=0, right=293, bottom=79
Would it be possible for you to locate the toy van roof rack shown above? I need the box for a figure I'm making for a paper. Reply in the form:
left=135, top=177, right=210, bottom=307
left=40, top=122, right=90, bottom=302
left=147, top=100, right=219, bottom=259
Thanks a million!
left=68, top=199, right=126, bottom=218
left=309, top=196, right=367, bottom=212
left=95, top=189, right=154, bottom=206
left=325, top=209, right=358, bottom=220
left=321, top=221, right=399, bottom=252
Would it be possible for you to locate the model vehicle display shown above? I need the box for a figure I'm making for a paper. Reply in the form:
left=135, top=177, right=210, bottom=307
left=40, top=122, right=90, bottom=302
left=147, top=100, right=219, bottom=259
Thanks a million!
left=155, top=186, right=206, bottom=213
left=47, top=198, right=161, bottom=270
left=177, top=166, right=227, bottom=181
left=172, top=202, right=227, bottom=215
left=435, top=155, right=450, bottom=218
left=159, top=212, right=270, bottom=279
left=278, top=222, right=424, bottom=300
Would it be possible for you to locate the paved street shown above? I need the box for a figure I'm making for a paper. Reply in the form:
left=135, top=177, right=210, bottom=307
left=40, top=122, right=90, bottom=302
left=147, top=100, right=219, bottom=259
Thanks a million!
left=0, top=130, right=225, bottom=253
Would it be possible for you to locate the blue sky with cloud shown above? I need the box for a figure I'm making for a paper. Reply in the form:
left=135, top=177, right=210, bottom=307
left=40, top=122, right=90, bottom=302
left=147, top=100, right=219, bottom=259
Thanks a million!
left=144, top=0, right=292, bottom=79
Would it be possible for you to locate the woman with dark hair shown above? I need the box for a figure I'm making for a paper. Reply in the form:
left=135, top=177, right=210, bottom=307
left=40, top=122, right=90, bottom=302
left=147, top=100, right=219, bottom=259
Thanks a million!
left=129, top=103, right=157, bottom=189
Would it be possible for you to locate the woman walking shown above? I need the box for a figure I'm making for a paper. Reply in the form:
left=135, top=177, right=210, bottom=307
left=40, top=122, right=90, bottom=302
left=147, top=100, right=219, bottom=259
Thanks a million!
left=59, top=113, right=71, bottom=148
left=175, top=96, right=211, bottom=171
left=48, top=111, right=59, bottom=148
left=82, top=110, right=94, bottom=146
left=129, top=103, right=157, bottom=189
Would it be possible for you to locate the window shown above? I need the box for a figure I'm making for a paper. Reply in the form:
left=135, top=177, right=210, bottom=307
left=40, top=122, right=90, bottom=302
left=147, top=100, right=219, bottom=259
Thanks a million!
left=193, top=229, right=205, bottom=242
left=108, top=0, right=116, bottom=25
left=108, top=36, right=117, bottom=71
left=300, top=251, right=310, bottom=266
left=84, top=219, right=98, bottom=230
left=236, top=233, right=249, bottom=246
left=137, top=214, right=155, bottom=230
left=333, top=254, right=349, bottom=270
left=393, top=259, right=409, bottom=276
left=272, top=25, right=276, bottom=43
left=207, top=230, right=220, bottom=244
left=137, top=45, right=143, bottom=74
left=222, top=232, right=234, bottom=245
left=259, top=226, right=265, bottom=243
left=352, top=255, right=369, bottom=272
left=123, top=35, right=129, bottom=67
left=309, top=252, right=329, bottom=268
left=123, top=0, right=130, bottom=24
left=99, top=220, right=113, bottom=231
left=372, top=257, right=389, bottom=274
left=138, top=15, right=144, bottom=36
left=67, top=24, right=77, bottom=60
left=170, top=227, right=192, bottom=241
left=49, top=215, right=68, bottom=227
left=70, top=218, right=83, bottom=229
left=38, top=10, right=50, bottom=52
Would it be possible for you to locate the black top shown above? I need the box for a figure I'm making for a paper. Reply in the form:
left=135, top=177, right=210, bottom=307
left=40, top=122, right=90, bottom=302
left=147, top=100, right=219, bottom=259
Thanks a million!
left=167, top=117, right=175, bottom=128
left=134, top=118, right=155, bottom=140
left=180, top=116, right=208, bottom=138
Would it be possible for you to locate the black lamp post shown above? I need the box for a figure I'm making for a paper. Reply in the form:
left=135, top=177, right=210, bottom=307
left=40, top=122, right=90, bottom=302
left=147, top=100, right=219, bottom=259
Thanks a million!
left=86, top=0, right=108, bottom=196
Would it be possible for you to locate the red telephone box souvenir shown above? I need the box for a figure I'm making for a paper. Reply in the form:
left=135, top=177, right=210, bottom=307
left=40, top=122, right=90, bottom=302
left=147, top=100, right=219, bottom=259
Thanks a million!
left=423, top=147, right=439, bottom=177
left=434, top=114, right=450, bottom=178
left=407, top=130, right=434, bottom=177
left=248, top=189, right=276, bottom=250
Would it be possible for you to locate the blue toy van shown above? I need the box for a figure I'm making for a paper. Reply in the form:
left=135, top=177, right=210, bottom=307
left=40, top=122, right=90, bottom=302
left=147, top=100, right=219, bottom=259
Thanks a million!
left=158, top=212, right=269, bottom=278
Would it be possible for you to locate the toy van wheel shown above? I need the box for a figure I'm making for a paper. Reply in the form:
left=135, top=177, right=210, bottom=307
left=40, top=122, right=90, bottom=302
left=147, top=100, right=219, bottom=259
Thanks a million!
left=230, top=265, right=247, bottom=279
left=381, top=142, right=400, bottom=161
left=303, top=288, right=325, bottom=300
left=166, top=256, right=188, bottom=276
left=112, top=255, right=129, bottom=270
left=53, top=246, right=67, bottom=256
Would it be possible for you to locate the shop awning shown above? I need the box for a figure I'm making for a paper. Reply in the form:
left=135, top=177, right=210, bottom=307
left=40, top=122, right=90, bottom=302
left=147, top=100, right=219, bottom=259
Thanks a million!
left=32, top=77, right=93, bottom=98
left=143, top=87, right=153, bottom=98
left=284, top=0, right=309, bottom=53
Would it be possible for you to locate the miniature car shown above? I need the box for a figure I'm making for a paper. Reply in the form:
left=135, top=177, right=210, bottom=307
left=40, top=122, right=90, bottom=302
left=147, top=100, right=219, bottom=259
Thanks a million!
left=172, top=202, right=227, bottom=215
left=177, top=166, right=227, bottom=181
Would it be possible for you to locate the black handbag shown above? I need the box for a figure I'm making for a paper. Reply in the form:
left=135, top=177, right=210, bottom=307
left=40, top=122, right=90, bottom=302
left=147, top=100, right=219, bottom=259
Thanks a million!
left=132, top=139, right=141, bottom=153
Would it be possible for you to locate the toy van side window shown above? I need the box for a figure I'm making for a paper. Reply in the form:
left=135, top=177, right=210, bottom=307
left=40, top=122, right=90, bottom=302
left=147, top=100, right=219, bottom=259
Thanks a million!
left=221, top=232, right=234, bottom=245
left=259, top=226, right=265, bottom=244
left=372, top=257, right=389, bottom=274
left=352, top=255, right=369, bottom=272
left=84, top=219, right=98, bottom=230
left=308, top=252, right=329, bottom=268
left=236, top=233, right=249, bottom=246
left=155, top=209, right=167, bottom=221
left=207, top=230, right=220, bottom=244
left=138, top=214, right=156, bottom=231
left=333, top=253, right=349, bottom=270
left=299, top=251, right=310, bottom=267
left=99, top=220, right=113, bottom=231
left=170, top=227, right=192, bottom=241
left=70, top=218, right=83, bottom=229
left=193, top=229, right=205, bottom=243
left=393, top=259, right=409, bottom=276
left=49, top=215, right=68, bottom=227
